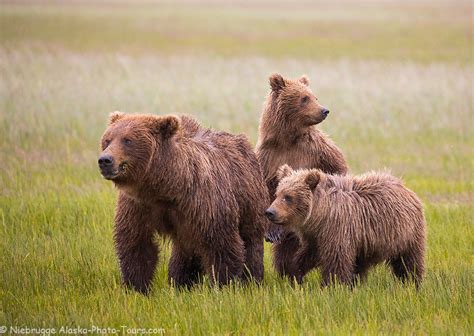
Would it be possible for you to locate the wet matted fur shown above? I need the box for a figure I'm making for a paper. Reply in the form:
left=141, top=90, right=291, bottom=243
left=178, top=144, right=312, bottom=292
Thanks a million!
left=267, top=165, right=426, bottom=287
left=99, top=112, right=269, bottom=293
left=255, top=73, right=348, bottom=277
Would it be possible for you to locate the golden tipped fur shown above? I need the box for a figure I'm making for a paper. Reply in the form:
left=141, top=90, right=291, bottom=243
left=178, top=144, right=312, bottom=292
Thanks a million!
left=255, top=73, right=348, bottom=277
left=268, top=165, right=426, bottom=287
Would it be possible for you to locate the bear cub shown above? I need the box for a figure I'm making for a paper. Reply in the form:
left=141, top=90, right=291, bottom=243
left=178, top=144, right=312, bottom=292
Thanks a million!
left=265, top=164, right=426, bottom=287
left=255, top=73, right=348, bottom=277
left=99, top=112, right=269, bottom=293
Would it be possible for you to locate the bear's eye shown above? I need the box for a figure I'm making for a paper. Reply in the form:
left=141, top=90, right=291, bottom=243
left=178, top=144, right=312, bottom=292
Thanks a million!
left=301, top=96, right=310, bottom=104
left=103, top=139, right=111, bottom=149
left=123, top=138, right=132, bottom=146
left=283, top=195, right=293, bottom=204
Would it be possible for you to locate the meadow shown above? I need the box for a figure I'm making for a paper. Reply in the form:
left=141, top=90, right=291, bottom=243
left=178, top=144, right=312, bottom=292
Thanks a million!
left=0, top=1, right=473, bottom=334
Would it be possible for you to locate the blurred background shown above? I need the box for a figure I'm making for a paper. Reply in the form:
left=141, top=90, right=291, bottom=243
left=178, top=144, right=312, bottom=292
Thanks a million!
left=1, top=0, right=472, bottom=333
left=1, top=0, right=471, bottom=172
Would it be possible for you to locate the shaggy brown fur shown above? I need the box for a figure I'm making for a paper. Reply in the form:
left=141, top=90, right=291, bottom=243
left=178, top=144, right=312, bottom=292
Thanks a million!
left=265, top=165, right=426, bottom=287
left=99, top=112, right=268, bottom=293
left=255, top=73, right=348, bottom=276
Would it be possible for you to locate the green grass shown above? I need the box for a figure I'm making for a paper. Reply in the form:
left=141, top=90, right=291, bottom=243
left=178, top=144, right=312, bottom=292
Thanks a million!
left=1, top=1, right=473, bottom=334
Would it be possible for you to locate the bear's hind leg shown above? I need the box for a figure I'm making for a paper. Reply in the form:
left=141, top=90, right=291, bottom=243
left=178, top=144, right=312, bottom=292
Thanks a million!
left=390, top=246, right=425, bottom=288
left=240, top=232, right=264, bottom=283
left=168, top=244, right=203, bottom=288
left=202, top=232, right=245, bottom=286
left=239, top=215, right=265, bottom=283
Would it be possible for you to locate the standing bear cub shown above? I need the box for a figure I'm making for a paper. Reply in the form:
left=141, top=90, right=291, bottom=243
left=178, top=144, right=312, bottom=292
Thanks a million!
left=266, top=165, right=426, bottom=287
left=99, top=112, right=269, bottom=293
left=255, top=73, right=348, bottom=276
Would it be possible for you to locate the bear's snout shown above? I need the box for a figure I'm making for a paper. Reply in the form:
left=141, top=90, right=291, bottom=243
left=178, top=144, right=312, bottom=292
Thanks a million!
left=98, top=154, right=114, bottom=168
left=321, top=108, right=330, bottom=117
left=98, top=154, right=117, bottom=178
left=265, top=208, right=277, bottom=222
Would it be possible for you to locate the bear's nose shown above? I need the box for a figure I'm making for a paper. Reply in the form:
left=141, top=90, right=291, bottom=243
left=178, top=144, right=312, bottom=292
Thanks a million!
left=321, top=108, right=330, bottom=116
left=98, top=155, right=114, bottom=168
left=265, top=209, right=276, bottom=221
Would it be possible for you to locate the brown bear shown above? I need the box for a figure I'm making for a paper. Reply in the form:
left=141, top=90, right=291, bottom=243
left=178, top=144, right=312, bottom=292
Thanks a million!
left=265, top=165, right=426, bottom=287
left=98, top=112, right=269, bottom=293
left=255, top=73, right=348, bottom=277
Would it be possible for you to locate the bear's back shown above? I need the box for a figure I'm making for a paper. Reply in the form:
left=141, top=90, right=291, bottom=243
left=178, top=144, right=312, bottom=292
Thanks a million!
left=324, top=171, right=405, bottom=199
left=322, top=171, right=423, bottom=230
left=317, top=172, right=424, bottom=255
left=181, top=116, right=254, bottom=161
left=180, top=116, right=265, bottom=188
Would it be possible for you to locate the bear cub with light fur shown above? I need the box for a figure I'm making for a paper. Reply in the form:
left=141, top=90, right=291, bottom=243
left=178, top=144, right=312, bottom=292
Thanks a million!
left=265, top=164, right=426, bottom=287
left=255, top=73, right=348, bottom=278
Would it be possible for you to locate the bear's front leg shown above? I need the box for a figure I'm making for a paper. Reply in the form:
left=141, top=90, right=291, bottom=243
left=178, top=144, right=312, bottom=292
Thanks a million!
left=168, top=244, right=203, bottom=288
left=114, top=193, right=159, bottom=294
left=272, top=231, right=301, bottom=278
left=319, top=248, right=355, bottom=287
left=292, top=242, right=319, bottom=285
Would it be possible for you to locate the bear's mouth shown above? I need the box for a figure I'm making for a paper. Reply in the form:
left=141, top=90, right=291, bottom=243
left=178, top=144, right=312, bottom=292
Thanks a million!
left=272, top=220, right=285, bottom=225
left=268, top=218, right=285, bottom=225
left=308, top=114, right=327, bottom=125
left=101, top=162, right=127, bottom=180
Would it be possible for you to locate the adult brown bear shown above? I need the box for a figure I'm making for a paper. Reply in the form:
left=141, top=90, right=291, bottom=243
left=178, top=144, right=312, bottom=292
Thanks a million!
left=98, top=112, right=268, bottom=293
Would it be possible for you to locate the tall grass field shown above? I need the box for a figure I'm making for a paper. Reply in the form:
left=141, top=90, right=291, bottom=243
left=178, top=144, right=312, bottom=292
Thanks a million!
left=0, top=1, right=472, bottom=334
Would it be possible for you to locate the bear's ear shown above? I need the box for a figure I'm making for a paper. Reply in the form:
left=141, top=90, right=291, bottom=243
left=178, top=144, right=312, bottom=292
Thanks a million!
left=151, top=115, right=180, bottom=139
left=277, top=164, right=293, bottom=181
left=269, top=73, right=286, bottom=92
left=109, top=111, right=125, bottom=124
left=299, top=75, right=310, bottom=86
left=305, top=171, right=320, bottom=192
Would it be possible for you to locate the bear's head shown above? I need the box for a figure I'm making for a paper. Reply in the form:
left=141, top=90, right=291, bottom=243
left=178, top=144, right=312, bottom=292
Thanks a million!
left=265, top=164, right=321, bottom=228
left=98, top=111, right=180, bottom=184
left=267, top=73, right=330, bottom=128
